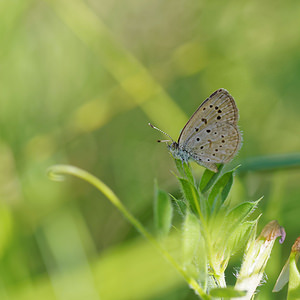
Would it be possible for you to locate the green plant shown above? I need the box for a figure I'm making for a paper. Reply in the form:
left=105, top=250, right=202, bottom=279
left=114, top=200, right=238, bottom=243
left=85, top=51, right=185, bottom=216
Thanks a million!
left=48, top=159, right=298, bottom=299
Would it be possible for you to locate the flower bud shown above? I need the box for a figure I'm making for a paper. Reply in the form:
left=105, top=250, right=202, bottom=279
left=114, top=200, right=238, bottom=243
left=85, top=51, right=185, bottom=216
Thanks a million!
left=234, top=220, right=285, bottom=300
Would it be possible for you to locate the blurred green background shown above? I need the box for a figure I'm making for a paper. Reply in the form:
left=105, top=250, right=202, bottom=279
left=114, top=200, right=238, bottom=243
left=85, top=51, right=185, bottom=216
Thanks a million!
left=1, top=0, right=300, bottom=299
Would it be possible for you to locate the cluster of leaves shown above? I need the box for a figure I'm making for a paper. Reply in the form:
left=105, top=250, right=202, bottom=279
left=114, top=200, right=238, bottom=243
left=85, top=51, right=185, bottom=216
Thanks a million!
left=154, top=161, right=259, bottom=298
left=48, top=162, right=298, bottom=299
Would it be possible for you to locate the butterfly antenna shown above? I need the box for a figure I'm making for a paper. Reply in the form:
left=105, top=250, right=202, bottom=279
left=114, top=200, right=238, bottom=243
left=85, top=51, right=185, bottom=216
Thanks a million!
left=148, top=123, right=174, bottom=143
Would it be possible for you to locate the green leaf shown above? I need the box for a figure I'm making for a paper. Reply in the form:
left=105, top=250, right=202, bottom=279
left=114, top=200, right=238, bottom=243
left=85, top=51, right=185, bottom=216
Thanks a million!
left=225, top=220, right=255, bottom=256
left=174, top=159, right=194, bottom=183
left=182, top=212, right=201, bottom=266
left=287, top=252, right=300, bottom=300
left=182, top=212, right=207, bottom=288
left=183, top=162, right=194, bottom=183
left=178, top=177, right=202, bottom=216
left=211, top=201, right=260, bottom=259
left=207, top=169, right=234, bottom=213
left=224, top=199, right=261, bottom=233
left=175, top=159, right=184, bottom=177
left=199, top=164, right=224, bottom=193
left=154, top=184, right=173, bottom=236
left=169, top=193, right=187, bottom=216
left=209, top=287, right=246, bottom=297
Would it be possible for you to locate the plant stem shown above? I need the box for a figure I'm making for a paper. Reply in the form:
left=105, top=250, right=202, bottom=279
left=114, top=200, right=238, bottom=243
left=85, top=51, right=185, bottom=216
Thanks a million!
left=48, top=165, right=210, bottom=299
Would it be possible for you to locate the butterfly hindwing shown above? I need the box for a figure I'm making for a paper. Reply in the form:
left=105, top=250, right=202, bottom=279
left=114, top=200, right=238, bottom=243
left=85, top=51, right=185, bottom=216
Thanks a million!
left=183, top=122, right=241, bottom=164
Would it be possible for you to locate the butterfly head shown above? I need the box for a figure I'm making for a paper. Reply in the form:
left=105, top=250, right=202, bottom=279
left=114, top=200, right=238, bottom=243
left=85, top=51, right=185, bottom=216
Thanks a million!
left=168, top=141, right=178, bottom=152
left=167, top=141, right=180, bottom=158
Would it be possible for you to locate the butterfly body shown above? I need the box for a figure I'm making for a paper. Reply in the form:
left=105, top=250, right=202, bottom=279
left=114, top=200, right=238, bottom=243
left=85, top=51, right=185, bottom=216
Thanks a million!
left=150, top=88, right=241, bottom=173
left=168, top=142, right=190, bottom=162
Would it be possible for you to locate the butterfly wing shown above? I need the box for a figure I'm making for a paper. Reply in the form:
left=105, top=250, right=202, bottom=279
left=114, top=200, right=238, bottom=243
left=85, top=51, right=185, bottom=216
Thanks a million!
left=184, top=122, right=241, bottom=164
left=178, top=89, right=239, bottom=147
left=177, top=89, right=241, bottom=172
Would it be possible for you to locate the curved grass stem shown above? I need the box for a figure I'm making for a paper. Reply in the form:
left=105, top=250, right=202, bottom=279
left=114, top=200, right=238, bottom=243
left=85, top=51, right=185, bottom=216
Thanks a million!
left=47, top=164, right=209, bottom=299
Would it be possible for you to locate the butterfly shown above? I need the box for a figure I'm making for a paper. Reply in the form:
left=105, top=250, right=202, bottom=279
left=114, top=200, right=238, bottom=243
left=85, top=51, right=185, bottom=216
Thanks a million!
left=149, top=88, right=241, bottom=172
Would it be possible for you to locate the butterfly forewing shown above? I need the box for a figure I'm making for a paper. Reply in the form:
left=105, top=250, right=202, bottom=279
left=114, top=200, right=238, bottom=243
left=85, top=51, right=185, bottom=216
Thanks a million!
left=178, top=89, right=239, bottom=147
